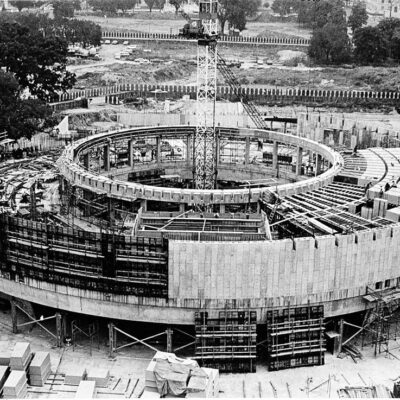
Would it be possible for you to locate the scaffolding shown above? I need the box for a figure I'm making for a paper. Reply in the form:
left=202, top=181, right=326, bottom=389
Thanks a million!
left=338, top=285, right=400, bottom=359
left=194, top=310, right=257, bottom=373
left=265, top=305, right=326, bottom=371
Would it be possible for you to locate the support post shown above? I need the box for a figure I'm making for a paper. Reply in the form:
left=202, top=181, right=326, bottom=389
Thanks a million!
left=83, top=153, right=90, bottom=170
left=315, top=154, right=322, bottom=176
left=108, top=323, right=115, bottom=358
left=56, top=312, right=63, bottom=347
left=128, top=139, right=134, bottom=167
left=186, top=134, right=192, bottom=168
left=244, top=137, right=250, bottom=165
left=10, top=299, right=18, bottom=334
left=272, top=141, right=279, bottom=171
left=166, top=328, right=173, bottom=353
left=156, top=136, right=161, bottom=165
left=338, top=318, right=344, bottom=355
left=140, top=199, right=147, bottom=212
left=220, top=204, right=225, bottom=214
left=179, top=203, right=185, bottom=213
left=296, top=146, right=303, bottom=176
left=104, top=144, right=110, bottom=172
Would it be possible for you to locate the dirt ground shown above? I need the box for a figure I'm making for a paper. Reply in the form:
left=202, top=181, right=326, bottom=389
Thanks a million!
left=77, top=13, right=311, bottom=39
left=2, top=306, right=400, bottom=399
left=68, top=39, right=400, bottom=93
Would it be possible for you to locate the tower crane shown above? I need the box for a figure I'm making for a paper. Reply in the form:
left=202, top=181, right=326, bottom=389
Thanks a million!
left=183, top=0, right=269, bottom=190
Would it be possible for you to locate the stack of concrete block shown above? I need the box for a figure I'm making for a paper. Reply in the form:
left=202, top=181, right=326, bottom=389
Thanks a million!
left=86, top=368, right=110, bottom=388
left=28, top=352, right=51, bottom=386
left=0, top=366, right=10, bottom=393
left=373, top=198, right=388, bottom=218
left=64, top=365, right=86, bottom=386
left=0, top=351, right=11, bottom=367
left=75, top=380, right=96, bottom=399
left=386, top=206, right=400, bottom=222
left=3, top=370, right=28, bottom=399
left=10, top=342, right=32, bottom=371
left=361, top=206, right=373, bottom=220
left=142, top=359, right=159, bottom=398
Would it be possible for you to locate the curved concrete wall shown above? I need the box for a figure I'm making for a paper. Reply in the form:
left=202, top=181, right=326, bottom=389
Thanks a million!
left=57, top=126, right=343, bottom=205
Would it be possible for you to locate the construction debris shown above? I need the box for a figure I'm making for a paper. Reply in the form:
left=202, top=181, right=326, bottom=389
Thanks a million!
left=338, top=385, right=392, bottom=398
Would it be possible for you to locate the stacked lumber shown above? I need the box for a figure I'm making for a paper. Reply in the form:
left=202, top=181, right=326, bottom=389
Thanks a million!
left=10, top=342, right=32, bottom=371
left=86, top=368, right=110, bottom=388
left=64, top=365, right=86, bottom=386
left=0, top=366, right=10, bottom=393
left=3, top=370, right=28, bottom=399
left=28, top=352, right=51, bottom=386
left=75, top=380, right=96, bottom=399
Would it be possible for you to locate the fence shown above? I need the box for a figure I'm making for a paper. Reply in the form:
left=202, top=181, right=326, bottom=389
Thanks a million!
left=102, top=30, right=310, bottom=46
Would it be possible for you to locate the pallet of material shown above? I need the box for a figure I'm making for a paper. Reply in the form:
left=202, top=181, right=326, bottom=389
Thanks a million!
left=0, top=365, right=10, bottom=392
left=186, top=368, right=218, bottom=398
left=3, top=370, right=28, bottom=399
left=28, top=352, right=51, bottom=387
left=10, top=342, right=32, bottom=371
left=75, top=380, right=96, bottom=399
left=64, top=365, right=86, bottom=386
left=86, top=368, right=110, bottom=388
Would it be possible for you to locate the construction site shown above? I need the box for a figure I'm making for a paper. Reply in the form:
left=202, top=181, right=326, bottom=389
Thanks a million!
left=3, top=0, right=400, bottom=398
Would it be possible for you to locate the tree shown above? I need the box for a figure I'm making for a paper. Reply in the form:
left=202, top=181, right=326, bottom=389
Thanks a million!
left=309, top=22, right=351, bottom=64
left=14, top=0, right=34, bottom=12
left=0, top=71, right=55, bottom=140
left=169, top=0, right=185, bottom=14
left=53, top=1, right=75, bottom=18
left=0, top=21, right=76, bottom=100
left=348, top=1, right=368, bottom=33
left=145, top=0, right=156, bottom=12
left=155, top=0, right=165, bottom=11
left=377, top=18, right=400, bottom=60
left=271, top=0, right=298, bottom=17
left=353, top=26, right=387, bottom=64
left=298, top=0, right=346, bottom=29
left=218, top=0, right=260, bottom=33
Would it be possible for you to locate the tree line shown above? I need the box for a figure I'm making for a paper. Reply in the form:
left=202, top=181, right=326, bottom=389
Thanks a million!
left=0, top=13, right=102, bottom=140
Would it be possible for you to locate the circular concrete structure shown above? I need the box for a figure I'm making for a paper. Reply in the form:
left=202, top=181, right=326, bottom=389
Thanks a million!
left=1, top=126, right=400, bottom=324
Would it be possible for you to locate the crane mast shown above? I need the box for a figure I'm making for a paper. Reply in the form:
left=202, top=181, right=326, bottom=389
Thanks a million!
left=193, top=0, right=219, bottom=190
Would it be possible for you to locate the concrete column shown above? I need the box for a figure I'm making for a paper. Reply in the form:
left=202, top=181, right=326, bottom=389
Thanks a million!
left=296, top=146, right=303, bottom=176
left=272, top=141, right=279, bottom=171
left=128, top=140, right=134, bottom=167
left=315, top=154, right=322, bottom=175
left=140, top=199, right=147, bottom=212
left=83, top=153, right=90, bottom=170
left=244, top=137, right=250, bottom=165
left=220, top=204, right=226, bottom=214
left=156, top=136, right=161, bottom=165
left=186, top=135, right=192, bottom=168
left=179, top=203, right=185, bottom=213
left=104, top=145, right=110, bottom=172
